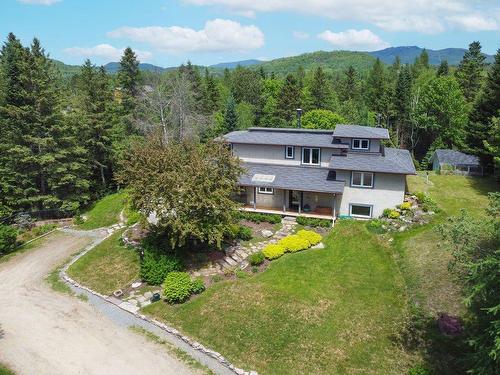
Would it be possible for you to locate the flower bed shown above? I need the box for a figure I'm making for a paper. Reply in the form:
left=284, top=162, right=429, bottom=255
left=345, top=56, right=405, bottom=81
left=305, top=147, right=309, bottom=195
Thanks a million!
left=262, top=230, right=322, bottom=260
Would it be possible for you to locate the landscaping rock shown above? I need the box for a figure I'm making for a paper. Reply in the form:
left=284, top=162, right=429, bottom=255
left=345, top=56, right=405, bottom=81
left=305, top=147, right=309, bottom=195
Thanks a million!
left=261, top=229, right=273, bottom=238
left=311, top=242, right=325, bottom=249
left=144, top=291, right=153, bottom=299
left=131, top=281, right=142, bottom=288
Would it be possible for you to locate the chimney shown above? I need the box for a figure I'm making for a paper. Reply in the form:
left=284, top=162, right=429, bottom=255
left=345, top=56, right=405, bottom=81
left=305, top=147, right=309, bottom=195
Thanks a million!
left=296, top=108, right=302, bottom=128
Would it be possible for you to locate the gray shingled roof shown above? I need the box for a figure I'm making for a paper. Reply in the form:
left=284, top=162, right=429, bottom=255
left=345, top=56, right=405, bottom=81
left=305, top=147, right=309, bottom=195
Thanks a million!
left=434, top=149, right=480, bottom=166
left=329, top=147, right=416, bottom=174
left=333, top=125, right=390, bottom=140
left=223, top=128, right=348, bottom=148
left=239, top=163, right=345, bottom=194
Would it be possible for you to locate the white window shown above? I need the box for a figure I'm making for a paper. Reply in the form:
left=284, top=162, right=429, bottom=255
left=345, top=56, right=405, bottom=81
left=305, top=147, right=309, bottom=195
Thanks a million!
left=285, top=145, right=295, bottom=159
left=302, top=147, right=320, bottom=165
left=352, top=138, right=370, bottom=150
left=258, top=187, right=274, bottom=194
left=351, top=172, right=374, bottom=188
left=350, top=204, right=372, bottom=218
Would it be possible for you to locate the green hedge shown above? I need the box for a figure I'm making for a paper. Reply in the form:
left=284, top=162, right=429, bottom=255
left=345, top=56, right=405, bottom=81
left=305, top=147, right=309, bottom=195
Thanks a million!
left=0, top=224, right=17, bottom=255
left=278, top=235, right=310, bottom=253
left=163, top=272, right=193, bottom=303
left=262, top=244, right=286, bottom=260
left=140, top=250, right=183, bottom=285
left=296, top=230, right=322, bottom=246
left=239, top=212, right=282, bottom=224
left=296, top=216, right=331, bottom=228
left=262, top=230, right=323, bottom=260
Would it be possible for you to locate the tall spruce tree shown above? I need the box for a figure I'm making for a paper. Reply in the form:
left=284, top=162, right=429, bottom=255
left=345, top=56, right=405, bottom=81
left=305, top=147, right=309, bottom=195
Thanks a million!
left=437, top=60, right=449, bottom=76
left=393, top=64, right=413, bottom=147
left=276, top=74, right=301, bottom=124
left=455, top=41, right=487, bottom=102
left=179, top=61, right=204, bottom=110
left=310, top=66, right=330, bottom=109
left=222, top=95, right=238, bottom=133
left=468, top=49, right=500, bottom=168
left=202, top=68, right=220, bottom=114
left=366, top=58, right=388, bottom=117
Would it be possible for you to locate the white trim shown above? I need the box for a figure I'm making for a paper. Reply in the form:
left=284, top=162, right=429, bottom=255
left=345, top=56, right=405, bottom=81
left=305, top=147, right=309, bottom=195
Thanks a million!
left=285, top=145, right=295, bottom=159
left=351, top=171, right=374, bottom=188
left=352, top=138, right=370, bottom=150
left=349, top=204, right=372, bottom=218
left=258, top=187, right=274, bottom=194
left=301, top=147, right=320, bottom=165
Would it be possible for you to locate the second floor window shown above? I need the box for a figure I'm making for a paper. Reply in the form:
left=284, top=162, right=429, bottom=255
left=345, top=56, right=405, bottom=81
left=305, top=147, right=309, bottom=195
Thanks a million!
left=352, top=138, right=370, bottom=150
left=302, top=147, right=320, bottom=165
left=351, top=171, right=374, bottom=188
left=285, top=145, right=294, bottom=159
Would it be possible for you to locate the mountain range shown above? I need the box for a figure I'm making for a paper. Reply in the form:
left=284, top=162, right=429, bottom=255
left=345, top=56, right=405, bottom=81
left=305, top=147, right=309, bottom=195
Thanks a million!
left=54, top=46, right=495, bottom=77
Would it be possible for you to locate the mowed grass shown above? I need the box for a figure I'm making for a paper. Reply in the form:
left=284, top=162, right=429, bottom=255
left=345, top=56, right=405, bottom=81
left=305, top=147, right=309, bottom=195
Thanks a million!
left=0, top=364, right=15, bottom=375
left=67, top=229, right=140, bottom=295
left=77, top=191, right=127, bottom=230
left=397, top=174, right=497, bottom=315
left=143, top=221, right=412, bottom=374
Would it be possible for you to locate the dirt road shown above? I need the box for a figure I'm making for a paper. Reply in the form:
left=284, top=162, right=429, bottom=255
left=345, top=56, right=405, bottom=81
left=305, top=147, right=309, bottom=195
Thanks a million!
left=0, top=231, right=195, bottom=375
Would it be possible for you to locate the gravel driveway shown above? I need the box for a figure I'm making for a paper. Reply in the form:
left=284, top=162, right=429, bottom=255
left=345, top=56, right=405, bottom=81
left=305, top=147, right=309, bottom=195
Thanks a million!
left=0, top=231, right=195, bottom=375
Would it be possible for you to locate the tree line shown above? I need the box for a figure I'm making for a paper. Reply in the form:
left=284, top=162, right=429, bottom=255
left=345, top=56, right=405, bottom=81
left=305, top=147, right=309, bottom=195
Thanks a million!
left=0, top=34, right=498, bottom=217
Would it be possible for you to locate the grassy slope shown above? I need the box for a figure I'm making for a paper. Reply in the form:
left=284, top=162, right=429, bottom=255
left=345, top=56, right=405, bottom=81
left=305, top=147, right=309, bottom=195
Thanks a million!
left=144, top=221, right=411, bottom=374
left=396, top=174, right=497, bottom=316
left=78, top=191, right=127, bottom=230
left=67, top=229, right=140, bottom=295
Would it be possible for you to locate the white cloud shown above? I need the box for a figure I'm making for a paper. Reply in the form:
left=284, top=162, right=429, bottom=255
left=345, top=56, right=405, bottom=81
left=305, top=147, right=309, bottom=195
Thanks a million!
left=184, top=0, right=499, bottom=33
left=293, top=31, right=310, bottom=40
left=63, top=44, right=152, bottom=62
left=107, top=19, right=264, bottom=53
left=318, top=29, right=389, bottom=51
left=18, top=0, right=60, bottom=4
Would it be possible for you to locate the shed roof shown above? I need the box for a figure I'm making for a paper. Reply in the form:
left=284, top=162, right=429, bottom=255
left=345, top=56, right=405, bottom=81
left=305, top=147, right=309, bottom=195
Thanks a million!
left=329, top=147, right=416, bottom=174
left=434, top=149, right=480, bottom=166
left=333, top=125, right=390, bottom=140
left=239, top=163, right=345, bottom=194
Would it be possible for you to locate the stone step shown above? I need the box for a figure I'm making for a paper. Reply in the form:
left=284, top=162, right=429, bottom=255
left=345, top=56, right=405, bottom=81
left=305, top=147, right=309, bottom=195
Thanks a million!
left=224, top=257, right=238, bottom=266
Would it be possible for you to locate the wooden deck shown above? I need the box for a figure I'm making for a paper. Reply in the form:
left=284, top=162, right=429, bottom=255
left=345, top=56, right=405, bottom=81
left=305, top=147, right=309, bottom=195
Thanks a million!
left=240, top=206, right=335, bottom=222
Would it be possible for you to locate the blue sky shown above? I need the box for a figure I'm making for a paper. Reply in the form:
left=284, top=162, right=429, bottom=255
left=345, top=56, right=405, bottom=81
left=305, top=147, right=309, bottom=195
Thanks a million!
left=2, top=0, right=499, bottom=67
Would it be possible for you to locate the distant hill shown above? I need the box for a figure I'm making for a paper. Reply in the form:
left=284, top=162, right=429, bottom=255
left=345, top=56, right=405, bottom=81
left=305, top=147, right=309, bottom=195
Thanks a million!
left=253, top=51, right=377, bottom=76
left=104, top=62, right=167, bottom=73
left=52, top=60, right=81, bottom=78
left=369, top=46, right=495, bottom=66
left=209, top=59, right=262, bottom=69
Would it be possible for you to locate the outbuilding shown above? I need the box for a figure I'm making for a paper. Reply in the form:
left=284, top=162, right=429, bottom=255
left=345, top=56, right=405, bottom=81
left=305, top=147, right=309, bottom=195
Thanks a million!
left=431, top=149, right=483, bottom=176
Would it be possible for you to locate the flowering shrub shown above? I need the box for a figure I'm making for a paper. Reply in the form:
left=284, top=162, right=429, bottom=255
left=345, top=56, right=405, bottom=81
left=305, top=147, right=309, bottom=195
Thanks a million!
left=278, top=235, right=310, bottom=253
left=399, top=202, right=412, bottom=210
left=262, top=244, right=286, bottom=259
left=382, top=208, right=400, bottom=219
left=296, top=230, right=322, bottom=246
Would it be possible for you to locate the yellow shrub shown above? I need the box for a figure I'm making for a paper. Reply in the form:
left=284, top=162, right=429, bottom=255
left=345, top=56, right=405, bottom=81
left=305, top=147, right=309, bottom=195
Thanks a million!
left=399, top=202, right=412, bottom=210
left=262, top=244, right=286, bottom=260
left=297, top=230, right=322, bottom=246
left=278, top=235, right=310, bottom=253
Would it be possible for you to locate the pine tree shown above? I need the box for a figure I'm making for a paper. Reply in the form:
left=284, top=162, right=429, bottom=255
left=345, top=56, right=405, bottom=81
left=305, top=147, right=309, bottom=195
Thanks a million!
left=179, top=61, right=204, bottom=110
left=437, top=60, right=449, bottom=76
left=117, top=47, right=140, bottom=111
left=340, top=66, right=359, bottom=101
left=468, top=49, right=500, bottom=168
left=393, top=64, right=413, bottom=146
left=75, top=60, right=113, bottom=193
left=455, top=41, right=487, bottom=102
left=366, top=58, right=388, bottom=116
left=310, top=66, right=330, bottom=109
left=276, top=74, right=301, bottom=125
left=222, top=95, right=238, bottom=133
left=202, top=68, right=220, bottom=114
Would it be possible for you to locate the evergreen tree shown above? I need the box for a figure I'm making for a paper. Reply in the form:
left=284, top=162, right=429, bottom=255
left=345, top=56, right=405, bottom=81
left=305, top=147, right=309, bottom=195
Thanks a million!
left=455, top=41, right=487, bottom=102
left=310, top=66, right=331, bottom=109
left=276, top=74, right=301, bottom=125
left=468, top=49, right=500, bottom=168
left=202, top=68, right=219, bottom=114
left=366, top=58, right=388, bottom=116
left=393, top=64, right=413, bottom=146
left=437, top=60, right=449, bottom=76
left=117, top=47, right=140, bottom=110
left=295, top=65, right=306, bottom=90
left=340, top=66, right=359, bottom=101
left=179, top=61, right=204, bottom=109
left=222, top=95, right=238, bottom=133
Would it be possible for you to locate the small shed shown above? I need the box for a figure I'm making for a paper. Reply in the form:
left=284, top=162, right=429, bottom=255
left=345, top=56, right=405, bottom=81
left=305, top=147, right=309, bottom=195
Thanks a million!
left=431, top=149, right=483, bottom=176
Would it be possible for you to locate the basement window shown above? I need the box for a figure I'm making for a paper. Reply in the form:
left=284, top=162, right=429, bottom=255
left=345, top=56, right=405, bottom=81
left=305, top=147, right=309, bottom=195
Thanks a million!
left=350, top=204, right=372, bottom=218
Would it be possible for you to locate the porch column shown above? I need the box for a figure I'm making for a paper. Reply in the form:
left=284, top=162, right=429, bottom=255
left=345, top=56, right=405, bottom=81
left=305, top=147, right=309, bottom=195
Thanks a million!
left=282, top=189, right=287, bottom=212
left=299, top=191, right=303, bottom=214
left=253, top=186, right=257, bottom=210
left=332, top=194, right=336, bottom=218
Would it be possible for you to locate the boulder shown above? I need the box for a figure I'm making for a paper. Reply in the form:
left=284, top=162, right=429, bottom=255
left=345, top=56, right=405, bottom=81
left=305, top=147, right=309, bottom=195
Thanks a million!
left=261, top=229, right=273, bottom=238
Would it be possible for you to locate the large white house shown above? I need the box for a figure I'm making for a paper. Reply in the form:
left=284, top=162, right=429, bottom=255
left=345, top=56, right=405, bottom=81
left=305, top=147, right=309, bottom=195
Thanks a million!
left=223, top=125, right=416, bottom=221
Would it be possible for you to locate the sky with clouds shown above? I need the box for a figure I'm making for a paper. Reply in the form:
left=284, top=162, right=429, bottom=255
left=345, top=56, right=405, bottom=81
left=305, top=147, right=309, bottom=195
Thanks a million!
left=2, top=0, right=499, bottom=66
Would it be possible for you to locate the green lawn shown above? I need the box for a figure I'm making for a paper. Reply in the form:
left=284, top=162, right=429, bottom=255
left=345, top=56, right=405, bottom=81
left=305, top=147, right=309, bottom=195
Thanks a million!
left=0, top=364, right=14, bottom=375
left=67, top=229, right=140, bottom=295
left=77, top=191, right=127, bottom=230
left=144, top=221, right=412, bottom=374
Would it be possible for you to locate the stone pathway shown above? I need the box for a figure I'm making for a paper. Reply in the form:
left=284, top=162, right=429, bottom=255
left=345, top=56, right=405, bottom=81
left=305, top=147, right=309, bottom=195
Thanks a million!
left=191, top=217, right=298, bottom=277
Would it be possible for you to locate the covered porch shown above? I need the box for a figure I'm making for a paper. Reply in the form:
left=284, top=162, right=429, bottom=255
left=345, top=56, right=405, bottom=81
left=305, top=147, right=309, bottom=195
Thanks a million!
left=235, top=186, right=338, bottom=221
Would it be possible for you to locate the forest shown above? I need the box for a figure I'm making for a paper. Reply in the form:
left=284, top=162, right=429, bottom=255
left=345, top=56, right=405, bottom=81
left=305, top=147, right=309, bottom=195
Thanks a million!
left=0, top=32, right=498, bottom=217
